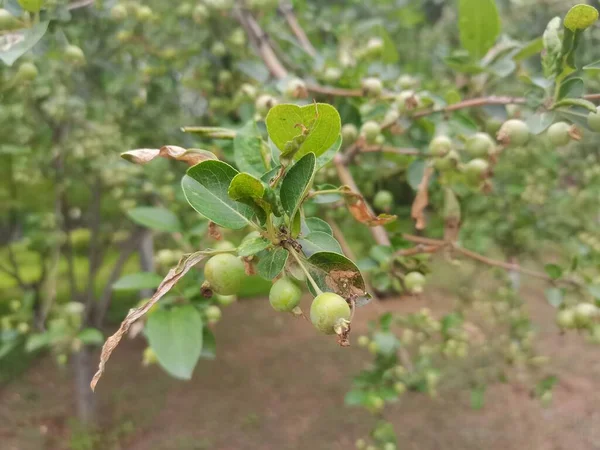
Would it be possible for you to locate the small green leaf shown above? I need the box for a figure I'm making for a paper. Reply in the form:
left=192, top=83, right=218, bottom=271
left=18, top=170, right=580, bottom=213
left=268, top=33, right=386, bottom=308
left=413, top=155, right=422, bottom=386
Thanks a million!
left=526, top=111, right=556, bottom=135
left=306, top=251, right=369, bottom=306
left=200, top=328, right=216, bottom=359
left=545, top=287, right=563, bottom=308
left=127, top=207, right=181, bottom=233
left=18, top=0, right=44, bottom=13
left=458, top=0, right=501, bottom=59
left=228, top=173, right=265, bottom=202
left=407, top=160, right=426, bottom=190
left=233, top=121, right=269, bottom=177
left=113, top=272, right=163, bottom=291
left=237, top=236, right=270, bottom=257
left=182, top=160, right=256, bottom=230
left=316, top=135, right=342, bottom=169
left=372, top=331, right=400, bottom=356
left=583, top=59, right=600, bottom=71
left=553, top=98, right=597, bottom=112
left=544, top=264, right=563, bottom=280
left=513, top=37, right=544, bottom=61
left=298, top=232, right=343, bottom=257
left=557, top=77, right=584, bottom=100
left=265, top=103, right=341, bottom=159
left=256, top=247, right=289, bottom=280
left=303, top=217, right=333, bottom=235
left=344, top=389, right=368, bottom=406
left=77, top=328, right=104, bottom=346
left=145, top=305, right=203, bottom=380
left=564, top=4, right=598, bottom=31
left=0, top=21, right=49, bottom=66
left=280, top=152, right=316, bottom=219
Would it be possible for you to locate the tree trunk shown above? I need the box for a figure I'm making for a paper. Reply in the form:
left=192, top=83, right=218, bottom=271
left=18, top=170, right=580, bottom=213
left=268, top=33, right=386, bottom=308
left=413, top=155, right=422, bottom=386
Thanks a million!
left=139, top=229, right=155, bottom=299
left=72, top=346, right=97, bottom=426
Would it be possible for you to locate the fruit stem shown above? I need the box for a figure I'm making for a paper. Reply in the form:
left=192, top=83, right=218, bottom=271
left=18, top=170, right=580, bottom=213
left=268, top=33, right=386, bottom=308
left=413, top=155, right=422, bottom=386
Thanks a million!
left=287, top=245, right=323, bottom=295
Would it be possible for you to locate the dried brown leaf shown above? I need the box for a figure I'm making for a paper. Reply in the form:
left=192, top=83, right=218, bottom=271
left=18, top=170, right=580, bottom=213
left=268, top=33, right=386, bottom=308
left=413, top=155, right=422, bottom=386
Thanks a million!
left=121, top=146, right=217, bottom=166
left=340, top=187, right=397, bottom=226
left=411, top=165, right=434, bottom=230
left=90, top=251, right=207, bottom=391
left=208, top=221, right=222, bottom=240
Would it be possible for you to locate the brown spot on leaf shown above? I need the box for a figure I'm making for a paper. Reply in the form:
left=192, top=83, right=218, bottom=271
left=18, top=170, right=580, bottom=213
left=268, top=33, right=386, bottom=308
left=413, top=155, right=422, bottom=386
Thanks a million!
left=208, top=222, right=222, bottom=240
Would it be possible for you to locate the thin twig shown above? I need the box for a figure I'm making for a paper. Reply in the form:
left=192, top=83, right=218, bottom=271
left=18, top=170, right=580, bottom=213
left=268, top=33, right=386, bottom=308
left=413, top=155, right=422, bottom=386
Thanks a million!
left=67, top=0, right=95, bottom=10
left=360, top=145, right=421, bottom=156
left=278, top=1, right=316, bottom=56
left=305, top=84, right=363, bottom=97
left=412, top=96, right=527, bottom=119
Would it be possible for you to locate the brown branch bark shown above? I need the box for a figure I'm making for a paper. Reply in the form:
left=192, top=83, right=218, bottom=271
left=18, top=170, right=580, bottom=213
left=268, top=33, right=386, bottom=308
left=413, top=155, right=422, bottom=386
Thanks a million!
left=93, top=232, right=142, bottom=328
left=278, top=1, right=316, bottom=56
left=412, top=96, right=527, bottom=120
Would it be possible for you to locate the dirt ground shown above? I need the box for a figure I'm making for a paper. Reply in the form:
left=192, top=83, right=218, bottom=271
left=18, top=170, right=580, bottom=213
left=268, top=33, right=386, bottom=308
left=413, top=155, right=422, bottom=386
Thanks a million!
left=1, top=283, right=600, bottom=450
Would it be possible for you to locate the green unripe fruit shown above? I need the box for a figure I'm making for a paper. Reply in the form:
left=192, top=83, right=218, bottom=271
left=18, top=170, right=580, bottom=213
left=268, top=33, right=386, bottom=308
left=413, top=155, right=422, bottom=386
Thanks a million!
left=17, top=322, right=30, bottom=334
left=368, top=341, right=379, bottom=354
left=322, top=67, right=341, bottom=83
left=396, top=90, right=419, bottom=111
left=285, top=78, right=307, bottom=99
left=214, top=240, right=235, bottom=250
left=547, top=122, right=572, bottom=147
left=215, top=294, right=237, bottom=306
left=373, top=190, right=393, bottom=212
left=404, top=271, right=426, bottom=294
left=366, top=395, right=384, bottom=413
left=357, top=335, right=370, bottom=347
left=397, top=74, right=417, bottom=89
left=229, top=28, right=246, bottom=46
left=574, top=303, right=599, bottom=328
left=429, top=135, right=453, bottom=156
left=485, top=117, right=503, bottom=135
left=365, top=37, right=384, bottom=57
left=355, top=439, right=367, bottom=449
left=464, top=158, right=489, bottom=181
left=143, top=347, right=158, bottom=366
left=211, top=41, right=227, bottom=57
left=383, top=443, right=397, bottom=450
left=255, top=94, right=277, bottom=115
left=342, top=123, right=358, bottom=145
left=587, top=106, right=600, bottom=132
left=269, top=277, right=302, bottom=312
left=204, top=253, right=245, bottom=295
left=64, top=45, right=86, bottom=65
left=360, top=121, right=380, bottom=144
left=465, top=132, right=495, bottom=157
left=361, top=77, right=383, bottom=97
left=192, top=4, right=209, bottom=23
left=497, top=119, right=529, bottom=146
left=434, top=150, right=459, bottom=171
left=0, top=9, right=18, bottom=30
left=239, top=83, right=258, bottom=99
left=16, top=62, right=38, bottom=81
left=205, top=305, right=222, bottom=324
left=110, top=4, right=128, bottom=20
left=394, top=382, right=406, bottom=395
left=310, top=292, right=351, bottom=335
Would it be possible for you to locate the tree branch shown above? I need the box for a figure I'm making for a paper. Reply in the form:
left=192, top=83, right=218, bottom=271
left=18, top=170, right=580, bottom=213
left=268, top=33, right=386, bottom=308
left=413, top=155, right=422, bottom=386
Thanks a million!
left=411, top=96, right=527, bottom=119
left=278, top=1, right=316, bottom=56
left=93, top=232, right=142, bottom=328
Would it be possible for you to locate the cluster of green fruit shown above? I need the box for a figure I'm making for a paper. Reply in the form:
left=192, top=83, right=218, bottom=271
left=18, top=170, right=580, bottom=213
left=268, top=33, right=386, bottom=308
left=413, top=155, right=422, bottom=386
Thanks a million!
left=556, top=303, right=599, bottom=331
left=202, top=249, right=352, bottom=336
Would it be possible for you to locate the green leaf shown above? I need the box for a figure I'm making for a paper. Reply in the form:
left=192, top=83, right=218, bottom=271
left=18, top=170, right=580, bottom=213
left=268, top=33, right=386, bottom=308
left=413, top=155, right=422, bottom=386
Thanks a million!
left=18, top=0, right=44, bottom=13
left=344, top=389, right=368, bottom=406
left=316, top=135, right=342, bottom=169
left=544, top=264, right=563, bottom=280
left=303, top=217, right=333, bottom=235
left=182, top=160, right=256, bottom=230
left=583, top=59, right=600, bottom=71
left=265, top=103, right=341, bottom=159
left=228, top=173, right=265, bottom=202
left=200, top=328, right=216, bottom=359
left=256, top=247, right=289, bottom=280
left=127, top=207, right=181, bottom=233
left=564, top=4, right=598, bottom=31
left=26, top=333, right=52, bottom=352
left=553, top=98, right=597, bottom=112
left=77, top=328, right=104, bottom=346
left=280, top=152, right=316, bottom=219
left=513, top=37, right=543, bottom=61
left=112, top=272, right=163, bottom=291
left=407, top=160, right=426, bottom=190
left=557, top=77, right=584, bottom=100
left=545, top=288, right=563, bottom=308
left=233, top=121, right=269, bottom=177
left=0, top=21, right=49, bottom=66
left=237, top=236, right=270, bottom=257
left=458, top=0, right=501, bottom=59
left=145, top=305, right=203, bottom=380
left=298, top=232, right=343, bottom=257
left=306, top=251, right=370, bottom=306
left=526, top=111, right=556, bottom=135
left=372, top=331, right=400, bottom=356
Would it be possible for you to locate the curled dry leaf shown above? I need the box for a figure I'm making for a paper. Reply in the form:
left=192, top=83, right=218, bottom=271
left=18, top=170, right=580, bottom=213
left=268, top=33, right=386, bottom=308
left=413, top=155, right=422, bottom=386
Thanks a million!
left=208, top=221, right=222, bottom=240
left=90, top=251, right=207, bottom=391
left=121, top=146, right=217, bottom=166
left=340, top=187, right=397, bottom=226
left=411, top=165, right=434, bottom=230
